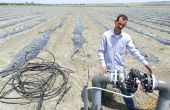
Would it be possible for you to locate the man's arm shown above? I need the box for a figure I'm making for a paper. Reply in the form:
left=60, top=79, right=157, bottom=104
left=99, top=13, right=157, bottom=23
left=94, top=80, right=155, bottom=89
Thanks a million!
left=145, top=65, right=152, bottom=73
left=98, top=34, right=107, bottom=74
left=126, top=37, right=152, bottom=73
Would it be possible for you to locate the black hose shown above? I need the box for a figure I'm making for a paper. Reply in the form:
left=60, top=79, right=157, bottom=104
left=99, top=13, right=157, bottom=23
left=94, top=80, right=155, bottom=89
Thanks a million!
left=0, top=50, right=72, bottom=110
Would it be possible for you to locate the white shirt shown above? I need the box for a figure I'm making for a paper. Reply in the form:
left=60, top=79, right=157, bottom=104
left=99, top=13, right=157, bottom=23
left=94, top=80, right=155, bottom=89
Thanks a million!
left=98, top=30, right=148, bottom=72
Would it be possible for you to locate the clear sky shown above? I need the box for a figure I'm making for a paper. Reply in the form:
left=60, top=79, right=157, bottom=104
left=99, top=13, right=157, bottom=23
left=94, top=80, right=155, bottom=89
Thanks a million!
left=0, top=0, right=170, bottom=4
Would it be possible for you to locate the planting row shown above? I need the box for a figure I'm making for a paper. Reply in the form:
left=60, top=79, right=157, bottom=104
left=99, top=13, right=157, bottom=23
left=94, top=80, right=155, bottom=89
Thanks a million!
left=0, top=16, right=67, bottom=77
left=71, top=16, right=86, bottom=58
left=101, top=14, right=170, bottom=46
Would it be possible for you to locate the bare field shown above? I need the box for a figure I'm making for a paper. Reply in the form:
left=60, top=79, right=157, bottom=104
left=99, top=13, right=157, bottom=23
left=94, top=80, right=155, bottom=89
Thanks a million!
left=0, top=5, right=170, bottom=110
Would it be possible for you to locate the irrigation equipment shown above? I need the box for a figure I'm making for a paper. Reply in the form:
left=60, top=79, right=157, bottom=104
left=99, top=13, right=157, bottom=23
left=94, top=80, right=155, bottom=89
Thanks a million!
left=0, top=16, right=23, bottom=21
left=0, top=16, right=67, bottom=77
left=88, top=13, right=111, bottom=30
left=0, top=50, right=72, bottom=110
left=71, top=17, right=86, bottom=58
left=136, top=15, right=170, bottom=27
left=127, top=26, right=170, bottom=45
left=0, top=34, right=50, bottom=77
left=83, top=69, right=170, bottom=110
left=0, top=15, right=42, bottom=29
left=0, top=19, right=47, bottom=39
left=103, top=14, right=170, bottom=46
left=128, top=19, right=170, bottom=34
left=135, top=46, right=159, bottom=64
left=0, top=9, right=44, bottom=21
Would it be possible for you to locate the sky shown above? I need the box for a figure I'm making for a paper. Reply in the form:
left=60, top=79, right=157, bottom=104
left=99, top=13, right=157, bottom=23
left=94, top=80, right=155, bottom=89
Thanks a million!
left=0, top=0, right=170, bottom=4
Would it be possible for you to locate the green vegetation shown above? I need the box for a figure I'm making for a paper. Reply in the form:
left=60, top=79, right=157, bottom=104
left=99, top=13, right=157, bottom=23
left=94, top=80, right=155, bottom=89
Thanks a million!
left=104, top=84, right=115, bottom=101
left=0, top=1, right=170, bottom=7
left=159, top=47, right=166, bottom=51
left=0, top=2, right=42, bottom=6
left=0, top=3, right=128, bottom=7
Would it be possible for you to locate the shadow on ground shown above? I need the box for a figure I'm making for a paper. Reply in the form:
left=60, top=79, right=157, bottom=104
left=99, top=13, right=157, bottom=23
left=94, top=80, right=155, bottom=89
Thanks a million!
left=80, top=100, right=127, bottom=110
left=102, top=99, right=127, bottom=110
left=81, top=89, right=128, bottom=110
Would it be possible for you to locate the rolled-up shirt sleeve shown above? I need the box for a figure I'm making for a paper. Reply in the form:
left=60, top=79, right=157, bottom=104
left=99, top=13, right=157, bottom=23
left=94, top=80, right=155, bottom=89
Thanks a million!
left=126, top=36, right=148, bottom=66
left=98, top=34, right=107, bottom=67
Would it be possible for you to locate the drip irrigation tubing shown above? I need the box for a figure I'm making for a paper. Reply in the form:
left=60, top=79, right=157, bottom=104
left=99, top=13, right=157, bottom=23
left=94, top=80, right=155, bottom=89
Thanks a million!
left=0, top=15, right=43, bottom=29
left=0, top=50, right=72, bottom=110
left=0, top=19, right=47, bottom=39
left=0, top=16, right=67, bottom=77
left=127, top=26, right=170, bottom=45
left=71, top=17, right=86, bottom=58
left=104, top=14, right=170, bottom=45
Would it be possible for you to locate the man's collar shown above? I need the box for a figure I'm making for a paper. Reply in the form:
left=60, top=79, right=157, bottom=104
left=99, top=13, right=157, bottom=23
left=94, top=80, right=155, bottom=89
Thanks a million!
left=112, top=30, right=123, bottom=38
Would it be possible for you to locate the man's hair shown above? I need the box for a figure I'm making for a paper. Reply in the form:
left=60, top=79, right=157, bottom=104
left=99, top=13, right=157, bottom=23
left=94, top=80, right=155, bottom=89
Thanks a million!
left=116, top=14, right=128, bottom=22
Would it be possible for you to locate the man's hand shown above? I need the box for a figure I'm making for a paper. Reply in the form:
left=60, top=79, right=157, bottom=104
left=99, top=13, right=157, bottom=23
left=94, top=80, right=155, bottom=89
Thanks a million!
left=100, top=66, right=107, bottom=74
left=145, top=64, right=152, bottom=74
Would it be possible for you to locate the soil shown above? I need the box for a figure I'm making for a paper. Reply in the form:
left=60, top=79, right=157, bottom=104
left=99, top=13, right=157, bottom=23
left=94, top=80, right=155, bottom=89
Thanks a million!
left=0, top=6, right=170, bottom=110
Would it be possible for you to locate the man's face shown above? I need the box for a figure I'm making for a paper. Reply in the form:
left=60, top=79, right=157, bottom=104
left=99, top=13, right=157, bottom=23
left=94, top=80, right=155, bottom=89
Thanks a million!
left=114, top=17, right=127, bottom=30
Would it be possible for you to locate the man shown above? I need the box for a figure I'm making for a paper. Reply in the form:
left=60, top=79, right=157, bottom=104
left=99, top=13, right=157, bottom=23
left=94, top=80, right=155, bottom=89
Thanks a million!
left=92, top=14, right=152, bottom=110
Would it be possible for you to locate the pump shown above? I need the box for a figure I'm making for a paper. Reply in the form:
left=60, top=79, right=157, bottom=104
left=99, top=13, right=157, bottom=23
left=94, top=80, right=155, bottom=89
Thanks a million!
left=82, top=69, right=170, bottom=110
